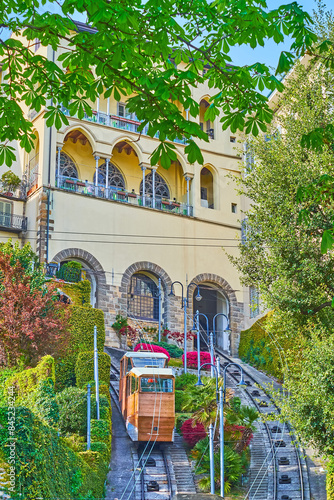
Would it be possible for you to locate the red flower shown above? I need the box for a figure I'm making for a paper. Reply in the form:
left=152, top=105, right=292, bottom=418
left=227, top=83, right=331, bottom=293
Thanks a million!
left=134, top=343, right=170, bottom=361
left=181, top=418, right=207, bottom=447
left=181, top=351, right=215, bottom=369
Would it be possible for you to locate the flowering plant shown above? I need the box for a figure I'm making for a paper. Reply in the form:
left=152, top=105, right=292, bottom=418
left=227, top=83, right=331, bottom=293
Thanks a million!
left=167, top=330, right=195, bottom=347
left=180, top=418, right=207, bottom=447
left=134, top=343, right=170, bottom=361
left=182, top=351, right=215, bottom=369
left=119, top=325, right=138, bottom=344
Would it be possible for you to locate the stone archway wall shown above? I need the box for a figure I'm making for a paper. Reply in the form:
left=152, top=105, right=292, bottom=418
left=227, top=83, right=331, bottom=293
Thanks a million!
left=190, top=273, right=244, bottom=356
left=51, top=248, right=112, bottom=341
left=119, top=261, right=174, bottom=328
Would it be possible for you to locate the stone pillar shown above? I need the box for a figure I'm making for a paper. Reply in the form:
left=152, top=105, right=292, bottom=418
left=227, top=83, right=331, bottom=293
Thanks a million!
left=151, top=166, right=157, bottom=209
left=141, top=164, right=147, bottom=206
left=56, top=146, right=61, bottom=186
left=105, top=157, right=110, bottom=199
left=94, top=155, right=100, bottom=196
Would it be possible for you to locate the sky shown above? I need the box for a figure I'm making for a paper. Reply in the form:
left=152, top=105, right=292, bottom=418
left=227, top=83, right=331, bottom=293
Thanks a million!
left=229, top=0, right=319, bottom=68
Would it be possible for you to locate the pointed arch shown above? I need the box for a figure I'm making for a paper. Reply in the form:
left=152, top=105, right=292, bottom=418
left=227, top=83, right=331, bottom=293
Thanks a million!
left=110, top=136, right=144, bottom=163
left=93, top=161, right=126, bottom=190
left=140, top=171, right=170, bottom=199
left=62, top=125, right=97, bottom=151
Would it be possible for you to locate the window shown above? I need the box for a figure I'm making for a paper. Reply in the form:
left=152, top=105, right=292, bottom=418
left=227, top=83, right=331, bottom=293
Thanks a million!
left=140, top=378, right=173, bottom=393
left=200, top=167, right=214, bottom=209
left=230, top=136, right=236, bottom=143
left=199, top=99, right=215, bottom=139
left=244, top=143, right=255, bottom=174
left=132, top=357, right=166, bottom=368
left=58, top=152, right=79, bottom=179
left=128, top=273, right=159, bottom=320
left=250, top=286, right=260, bottom=318
left=140, top=171, right=170, bottom=199
left=231, top=203, right=237, bottom=213
left=117, top=103, right=137, bottom=120
left=93, top=162, right=125, bottom=189
left=131, top=376, right=138, bottom=394
left=0, top=201, right=12, bottom=227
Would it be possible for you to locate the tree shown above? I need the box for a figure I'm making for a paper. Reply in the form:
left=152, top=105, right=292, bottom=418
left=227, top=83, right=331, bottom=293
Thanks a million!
left=0, top=251, right=69, bottom=366
left=231, top=60, right=334, bottom=320
left=0, top=0, right=317, bottom=168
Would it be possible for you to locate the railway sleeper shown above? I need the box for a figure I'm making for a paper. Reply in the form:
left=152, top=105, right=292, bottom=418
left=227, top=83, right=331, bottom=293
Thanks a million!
left=281, top=495, right=292, bottom=500
left=274, top=440, right=286, bottom=447
left=279, top=474, right=292, bottom=484
left=278, top=457, right=290, bottom=465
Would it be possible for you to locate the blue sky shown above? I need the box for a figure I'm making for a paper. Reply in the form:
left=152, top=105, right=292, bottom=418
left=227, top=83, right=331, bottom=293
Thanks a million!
left=229, top=0, right=318, bottom=68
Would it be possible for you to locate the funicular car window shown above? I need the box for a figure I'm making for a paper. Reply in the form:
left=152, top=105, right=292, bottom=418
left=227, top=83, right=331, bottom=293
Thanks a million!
left=140, top=377, right=173, bottom=392
left=131, top=376, right=138, bottom=394
left=127, top=358, right=132, bottom=372
left=132, top=358, right=166, bottom=368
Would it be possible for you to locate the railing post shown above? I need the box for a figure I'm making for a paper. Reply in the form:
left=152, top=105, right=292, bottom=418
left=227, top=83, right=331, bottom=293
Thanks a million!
left=185, top=175, right=191, bottom=216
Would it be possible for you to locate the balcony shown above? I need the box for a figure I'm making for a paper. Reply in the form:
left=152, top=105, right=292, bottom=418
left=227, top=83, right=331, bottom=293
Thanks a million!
left=61, top=106, right=187, bottom=145
left=0, top=211, right=27, bottom=232
left=56, top=175, right=193, bottom=217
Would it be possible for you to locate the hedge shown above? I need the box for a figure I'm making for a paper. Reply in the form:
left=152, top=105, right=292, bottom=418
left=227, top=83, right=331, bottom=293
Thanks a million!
left=175, top=389, right=184, bottom=412
left=91, top=419, right=111, bottom=447
left=55, top=305, right=105, bottom=391
left=0, top=406, right=107, bottom=500
left=5, top=355, right=55, bottom=403
left=148, top=341, right=183, bottom=358
left=75, top=351, right=111, bottom=388
left=327, top=457, right=334, bottom=500
left=59, top=279, right=91, bottom=306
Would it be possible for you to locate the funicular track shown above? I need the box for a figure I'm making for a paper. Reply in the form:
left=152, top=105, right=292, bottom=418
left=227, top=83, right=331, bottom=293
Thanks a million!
left=215, top=347, right=310, bottom=500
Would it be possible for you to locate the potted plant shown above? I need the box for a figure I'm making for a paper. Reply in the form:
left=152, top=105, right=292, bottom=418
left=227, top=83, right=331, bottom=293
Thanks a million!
left=128, top=189, right=137, bottom=198
left=1, top=171, right=21, bottom=196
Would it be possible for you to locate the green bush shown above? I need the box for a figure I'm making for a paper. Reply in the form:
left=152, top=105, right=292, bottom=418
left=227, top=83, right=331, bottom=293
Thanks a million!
left=175, top=413, right=192, bottom=433
left=59, top=279, right=91, bottom=306
left=327, top=456, right=334, bottom=500
left=5, top=355, right=55, bottom=402
left=0, top=406, right=107, bottom=500
left=91, top=419, right=111, bottom=447
left=55, top=305, right=105, bottom=391
left=175, top=372, right=198, bottom=391
left=91, top=441, right=109, bottom=461
left=27, top=378, right=59, bottom=427
left=168, top=358, right=183, bottom=368
left=75, top=351, right=111, bottom=388
left=0, top=367, right=18, bottom=405
left=63, top=433, right=85, bottom=453
left=175, top=390, right=184, bottom=412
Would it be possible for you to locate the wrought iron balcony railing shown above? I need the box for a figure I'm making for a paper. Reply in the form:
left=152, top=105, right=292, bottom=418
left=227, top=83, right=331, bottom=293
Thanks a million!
left=56, top=175, right=193, bottom=217
left=0, top=211, right=27, bottom=231
left=61, top=106, right=187, bottom=144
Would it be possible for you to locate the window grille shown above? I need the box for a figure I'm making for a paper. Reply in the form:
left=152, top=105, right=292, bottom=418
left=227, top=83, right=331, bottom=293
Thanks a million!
left=128, top=274, right=159, bottom=320
left=59, top=153, right=79, bottom=178
left=140, top=172, right=170, bottom=199
left=250, top=286, right=260, bottom=318
left=93, top=162, right=126, bottom=189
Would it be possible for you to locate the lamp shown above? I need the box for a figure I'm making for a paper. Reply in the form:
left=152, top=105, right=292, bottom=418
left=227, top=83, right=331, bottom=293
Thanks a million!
left=195, top=376, right=204, bottom=386
left=195, top=288, right=202, bottom=302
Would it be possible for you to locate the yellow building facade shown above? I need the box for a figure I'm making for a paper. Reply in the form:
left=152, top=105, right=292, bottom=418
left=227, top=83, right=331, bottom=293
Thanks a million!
left=0, top=30, right=262, bottom=354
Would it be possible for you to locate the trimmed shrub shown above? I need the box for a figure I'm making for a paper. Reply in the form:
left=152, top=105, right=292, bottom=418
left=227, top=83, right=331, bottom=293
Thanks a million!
left=59, top=279, right=91, bottom=306
left=168, top=358, right=183, bottom=368
left=182, top=351, right=214, bottom=369
left=134, top=343, right=170, bottom=361
left=75, top=351, right=111, bottom=388
left=91, top=419, right=111, bottom=447
left=28, top=378, right=59, bottom=427
left=56, top=386, right=88, bottom=436
left=327, top=456, right=334, bottom=500
left=180, top=418, right=207, bottom=447
left=91, top=441, right=109, bottom=461
left=99, top=383, right=111, bottom=406
left=55, top=305, right=105, bottom=391
left=63, top=433, right=85, bottom=453
left=0, top=406, right=107, bottom=500
left=0, top=367, right=18, bottom=405
left=5, top=355, right=55, bottom=402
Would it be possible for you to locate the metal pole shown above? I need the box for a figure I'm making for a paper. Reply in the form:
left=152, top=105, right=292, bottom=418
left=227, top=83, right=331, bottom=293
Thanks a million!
left=94, top=325, right=100, bottom=420
left=107, top=96, right=110, bottom=126
left=196, top=310, right=201, bottom=380
left=152, top=167, right=156, bottom=209
left=158, top=278, right=162, bottom=342
left=94, top=155, right=99, bottom=196
left=220, top=386, right=224, bottom=497
left=56, top=146, right=61, bottom=186
left=210, top=331, right=214, bottom=378
left=184, top=297, right=188, bottom=374
left=186, top=176, right=190, bottom=216
left=209, top=423, right=215, bottom=494
left=216, top=356, right=221, bottom=377
left=87, top=383, right=91, bottom=450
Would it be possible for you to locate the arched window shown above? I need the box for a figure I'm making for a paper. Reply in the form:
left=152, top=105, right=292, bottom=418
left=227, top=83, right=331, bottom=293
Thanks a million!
left=199, top=99, right=214, bottom=139
left=200, top=167, right=214, bottom=209
left=59, top=152, right=78, bottom=178
left=93, top=162, right=126, bottom=189
left=128, top=273, right=159, bottom=320
left=140, top=172, right=170, bottom=199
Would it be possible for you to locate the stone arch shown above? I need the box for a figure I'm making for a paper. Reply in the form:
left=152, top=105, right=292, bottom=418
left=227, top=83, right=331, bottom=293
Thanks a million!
left=119, top=262, right=173, bottom=326
left=61, top=125, right=97, bottom=152
left=110, top=136, right=144, bottom=163
left=51, top=248, right=107, bottom=309
left=189, top=273, right=243, bottom=356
